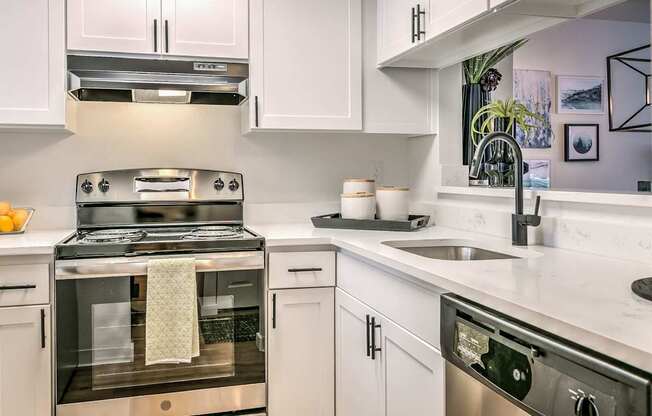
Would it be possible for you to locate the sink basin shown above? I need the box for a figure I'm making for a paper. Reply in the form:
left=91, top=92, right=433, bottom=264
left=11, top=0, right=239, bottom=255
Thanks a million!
left=382, top=239, right=521, bottom=261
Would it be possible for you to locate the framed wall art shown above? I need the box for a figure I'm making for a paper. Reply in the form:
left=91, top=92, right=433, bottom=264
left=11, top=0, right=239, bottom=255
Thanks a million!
left=564, top=124, right=599, bottom=161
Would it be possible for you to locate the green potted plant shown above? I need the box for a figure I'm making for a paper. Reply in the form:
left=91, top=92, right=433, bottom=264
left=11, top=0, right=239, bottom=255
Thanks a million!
left=470, top=98, right=544, bottom=187
left=461, top=39, right=529, bottom=174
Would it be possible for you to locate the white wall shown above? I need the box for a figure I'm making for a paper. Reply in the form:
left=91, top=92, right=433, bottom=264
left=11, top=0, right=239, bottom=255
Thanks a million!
left=514, top=18, right=652, bottom=192
left=0, top=101, right=409, bottom=227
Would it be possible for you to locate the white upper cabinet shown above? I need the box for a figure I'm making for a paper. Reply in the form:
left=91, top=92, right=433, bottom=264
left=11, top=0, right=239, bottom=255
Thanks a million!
left=364, top=0, right=436, bottom=135
left=0, top=306, right=51, bottom=416
left=67, top=0, right=248, bottom=59
left=376, top=0, right=426, bottom=64
left=247, top=0, right=362, bottom=131
left=0, top=0, right=65, bottom=128
left=426, top=0, right=488, bottom=40
left=161, top=0, right=248, bottom=59
left=379, top=0, right=627, bottom=68
left=67, top=0, right=161, bottom=55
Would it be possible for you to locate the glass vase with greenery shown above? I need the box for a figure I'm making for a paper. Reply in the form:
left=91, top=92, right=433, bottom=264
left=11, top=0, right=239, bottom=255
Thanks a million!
left=470, top=98, right=544, bottom=187
left=461, top=39, right=529, bottom=179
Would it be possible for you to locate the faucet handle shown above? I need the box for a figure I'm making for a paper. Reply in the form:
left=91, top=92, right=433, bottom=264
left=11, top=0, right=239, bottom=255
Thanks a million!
left=533, top=195, right=541, bottom=216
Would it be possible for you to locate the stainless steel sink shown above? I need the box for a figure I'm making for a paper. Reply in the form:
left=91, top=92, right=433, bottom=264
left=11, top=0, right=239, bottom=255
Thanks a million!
left=382, top=239, right=520, bottom=261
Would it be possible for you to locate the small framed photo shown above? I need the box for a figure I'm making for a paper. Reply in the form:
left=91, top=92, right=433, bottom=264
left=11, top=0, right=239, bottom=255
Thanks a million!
left=523, top=160, right=551, bottom=189
left=557, top=76, right=605, bottom=114
left=564, top=124, right=599, bottom=161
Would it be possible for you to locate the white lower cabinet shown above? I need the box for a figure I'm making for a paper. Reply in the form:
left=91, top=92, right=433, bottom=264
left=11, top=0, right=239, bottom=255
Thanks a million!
left=267, top=287, right=334, bottom=416
left=336, top=288, right=445, bottom=416
left=0, top=305, right=51, bottom=416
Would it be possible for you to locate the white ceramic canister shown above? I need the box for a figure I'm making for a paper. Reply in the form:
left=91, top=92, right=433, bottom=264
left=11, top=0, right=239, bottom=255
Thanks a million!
left=376, top=187, right=409, bottom=221
left=343, top=178, right=375, bottom=195
left=341, top=192, right=376, bottom=220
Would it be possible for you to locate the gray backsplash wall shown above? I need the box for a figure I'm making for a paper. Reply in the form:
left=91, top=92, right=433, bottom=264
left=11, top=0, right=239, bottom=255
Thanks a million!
left=0, top=101, right=409, bottom=227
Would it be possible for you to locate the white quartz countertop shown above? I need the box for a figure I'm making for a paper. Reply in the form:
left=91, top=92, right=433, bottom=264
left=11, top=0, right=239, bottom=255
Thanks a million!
left=249, top=222, right=652, bottom=374
left=0, top=229, right=74, bottom=256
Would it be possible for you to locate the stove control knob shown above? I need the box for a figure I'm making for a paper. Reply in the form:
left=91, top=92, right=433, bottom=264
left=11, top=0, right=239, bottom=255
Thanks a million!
left=228, top=179, right=240, bottom=192
left=98, top=179, right=110, bottom=193
left=574, top=395, right=599, bottom=416
left=214, top=178, right=225, bottom=191
left=81, top=179, right=93, bottom=194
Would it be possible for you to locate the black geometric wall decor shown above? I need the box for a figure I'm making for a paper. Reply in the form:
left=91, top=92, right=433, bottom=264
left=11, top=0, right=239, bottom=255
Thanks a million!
left=606, top=44, right=651, bottom=132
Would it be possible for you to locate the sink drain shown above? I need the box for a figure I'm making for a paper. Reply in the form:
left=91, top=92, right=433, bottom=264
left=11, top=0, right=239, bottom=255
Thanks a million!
left=632, top=278, right=652, bottom=302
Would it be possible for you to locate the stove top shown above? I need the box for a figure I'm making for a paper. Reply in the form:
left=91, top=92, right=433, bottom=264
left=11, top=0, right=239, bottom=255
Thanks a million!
left=75, top=225, right=247, bottom=244
left=56, top=169, right=264, bottom=260
left=57, top=225, right=264, bottom=259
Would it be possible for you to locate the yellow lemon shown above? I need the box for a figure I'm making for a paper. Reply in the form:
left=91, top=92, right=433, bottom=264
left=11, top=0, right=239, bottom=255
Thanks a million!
left=0, top=202, right=11, bottom=216
left=0, top=216, right=14, bottom=232
left=11, top=210, right=29, bottom=231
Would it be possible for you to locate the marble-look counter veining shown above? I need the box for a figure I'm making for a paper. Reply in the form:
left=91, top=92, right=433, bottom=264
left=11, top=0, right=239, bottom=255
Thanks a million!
left=0, top=229, right=74, bottom=256
left=249, top=222, right=652, bottom=374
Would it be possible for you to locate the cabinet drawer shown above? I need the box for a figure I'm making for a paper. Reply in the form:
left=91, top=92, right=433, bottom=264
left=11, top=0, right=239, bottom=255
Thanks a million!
left=268, top=251, right=335, bottom=289
left=337, top=253, right=442, bottom=348
left=0, top=263, right=49, bottom=307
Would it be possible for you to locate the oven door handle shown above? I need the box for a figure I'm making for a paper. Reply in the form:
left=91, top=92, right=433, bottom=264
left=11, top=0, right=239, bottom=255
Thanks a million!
left=55, top=251, right=264, bottom=279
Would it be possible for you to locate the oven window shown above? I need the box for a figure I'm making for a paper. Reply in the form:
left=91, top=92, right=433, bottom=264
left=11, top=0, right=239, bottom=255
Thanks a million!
left=56, top=270, right=265, bottom=404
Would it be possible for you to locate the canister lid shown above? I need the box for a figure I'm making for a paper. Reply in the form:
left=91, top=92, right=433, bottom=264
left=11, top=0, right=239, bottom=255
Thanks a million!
left=377, top=186, right=409, bottom=191
left=341, top=192, right=375, bottom=198
left=344, top=178, right=375, bottom=183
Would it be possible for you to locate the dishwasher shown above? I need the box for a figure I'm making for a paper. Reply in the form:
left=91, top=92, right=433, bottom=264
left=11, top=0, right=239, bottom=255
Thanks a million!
left=441, top=294, right=651, bottom=416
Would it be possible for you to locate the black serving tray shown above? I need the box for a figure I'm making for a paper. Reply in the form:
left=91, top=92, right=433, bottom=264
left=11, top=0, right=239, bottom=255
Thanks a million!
left=311, top=213, right=430, bottom=232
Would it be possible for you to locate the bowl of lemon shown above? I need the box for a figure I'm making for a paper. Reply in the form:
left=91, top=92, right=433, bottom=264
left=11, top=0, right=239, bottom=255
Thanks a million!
left=0, top=202, right=34, bottom=234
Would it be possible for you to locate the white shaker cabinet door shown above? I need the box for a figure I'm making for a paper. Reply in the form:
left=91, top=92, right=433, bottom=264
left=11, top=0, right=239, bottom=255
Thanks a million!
left=377, top=0, right=426, bottom=63
left=67, top=0, right=161, bottom=54
left=380, top=311, right=445, bottom=416
left=0, top=0, right=65, bottom=127
left=426, top=0, right=488, bottom=40
left=267, top=288, right=334, bottom=416
left=161, top=0, right=248, bottom=59
left=335, top=289, right=383, bottom=416
left=0, top=306, right=51, bottom=416
left=248, top=0, right=362, bottom=130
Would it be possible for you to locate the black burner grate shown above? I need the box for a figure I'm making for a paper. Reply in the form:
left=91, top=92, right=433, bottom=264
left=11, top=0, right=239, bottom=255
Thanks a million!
left=632, top=278, right=652, bottom=302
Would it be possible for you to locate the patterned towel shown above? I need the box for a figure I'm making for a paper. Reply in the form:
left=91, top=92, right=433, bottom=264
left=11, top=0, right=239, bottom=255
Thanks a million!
left=145, top=258, right=200, bottom=365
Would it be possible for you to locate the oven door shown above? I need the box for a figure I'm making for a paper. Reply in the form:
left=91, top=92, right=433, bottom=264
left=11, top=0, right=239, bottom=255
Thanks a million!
left=54, top=251, right=266, bottom=416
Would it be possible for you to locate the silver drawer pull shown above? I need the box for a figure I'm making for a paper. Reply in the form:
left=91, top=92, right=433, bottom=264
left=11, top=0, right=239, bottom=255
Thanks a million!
left=227, top=281, right=254, bottom=289
left=288, top=268, right=322, bottom=273
left=0, top=284, right=37, bottom=291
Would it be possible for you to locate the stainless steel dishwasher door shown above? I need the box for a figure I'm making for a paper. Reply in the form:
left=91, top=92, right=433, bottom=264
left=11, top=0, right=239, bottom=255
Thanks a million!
left=446, top=362, right=529, bottom=416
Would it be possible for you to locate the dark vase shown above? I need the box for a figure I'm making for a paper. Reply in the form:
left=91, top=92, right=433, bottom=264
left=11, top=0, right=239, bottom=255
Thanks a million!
left=486, top=117, right=517, bottom=187
left=462, top=84, right=491, bottom=184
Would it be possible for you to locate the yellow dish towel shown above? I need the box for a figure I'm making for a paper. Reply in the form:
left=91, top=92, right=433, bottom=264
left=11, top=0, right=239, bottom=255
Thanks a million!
left=145, top=258, right=200, bottom=365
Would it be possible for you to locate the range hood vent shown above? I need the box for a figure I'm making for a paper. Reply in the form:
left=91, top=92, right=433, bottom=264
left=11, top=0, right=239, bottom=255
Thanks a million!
left=67, top=55, right=248, bottom=105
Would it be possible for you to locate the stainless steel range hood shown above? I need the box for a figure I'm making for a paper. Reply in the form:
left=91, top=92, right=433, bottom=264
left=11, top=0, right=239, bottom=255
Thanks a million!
left=67, top=55, right=248, bottom=105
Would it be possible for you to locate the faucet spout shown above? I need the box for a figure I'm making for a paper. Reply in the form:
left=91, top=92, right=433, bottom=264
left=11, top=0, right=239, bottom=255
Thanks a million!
left=469, top=131, right=539, bottom=245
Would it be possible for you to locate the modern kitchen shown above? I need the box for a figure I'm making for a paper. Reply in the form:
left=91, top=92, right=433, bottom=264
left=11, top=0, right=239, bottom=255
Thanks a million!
left=0, top=0, right=651, bottom=415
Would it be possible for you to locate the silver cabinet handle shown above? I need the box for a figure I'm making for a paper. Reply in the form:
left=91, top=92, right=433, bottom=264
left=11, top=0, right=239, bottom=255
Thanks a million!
left=416, top=4, right=426, bottom=41
left=227, top=281, right=254, bottom=289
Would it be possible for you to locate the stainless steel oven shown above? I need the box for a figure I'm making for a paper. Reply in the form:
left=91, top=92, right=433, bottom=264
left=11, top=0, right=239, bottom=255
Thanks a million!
left=54, top=169, right=267, bottom=416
